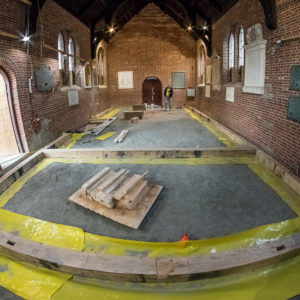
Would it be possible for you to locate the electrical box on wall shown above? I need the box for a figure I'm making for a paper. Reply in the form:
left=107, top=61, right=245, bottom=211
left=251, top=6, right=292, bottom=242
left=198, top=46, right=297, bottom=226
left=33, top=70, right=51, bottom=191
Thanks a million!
left=287, top=96, right=300, bottom=122
left=290, top=66, right=300, bottom=90
left=36, top=67, right=53, bottom=92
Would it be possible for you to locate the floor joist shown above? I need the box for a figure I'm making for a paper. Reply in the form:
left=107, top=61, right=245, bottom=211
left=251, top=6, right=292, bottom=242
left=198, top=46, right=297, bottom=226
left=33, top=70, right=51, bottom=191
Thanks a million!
left=0, top=230, right=299, bottom=282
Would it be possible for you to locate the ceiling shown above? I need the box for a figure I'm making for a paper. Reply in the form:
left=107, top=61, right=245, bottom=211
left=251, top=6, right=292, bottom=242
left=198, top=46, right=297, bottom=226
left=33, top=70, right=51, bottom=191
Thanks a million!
left=28, top=0, right=277, bottom=57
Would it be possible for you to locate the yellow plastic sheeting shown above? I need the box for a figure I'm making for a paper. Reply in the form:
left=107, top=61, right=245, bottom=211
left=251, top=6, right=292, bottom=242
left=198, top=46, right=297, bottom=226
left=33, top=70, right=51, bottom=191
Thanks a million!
left=249, top=163, right=300, bottom=216
left=0, top=209, right=84, bottom=251
left=53, top=254, right=300, bottom=300
left=0, top=159, right=53, bottom=208
left=91, top=108, right=120, bottom=120
left=62, top=133, right=86, bottom=149
left=96, top=131, right=116, bottom=141
left=83, top=217, right=300, bottom=256
left=184, top=107, right=237, bottom=147
left=0, top=256, right=70, bottom=300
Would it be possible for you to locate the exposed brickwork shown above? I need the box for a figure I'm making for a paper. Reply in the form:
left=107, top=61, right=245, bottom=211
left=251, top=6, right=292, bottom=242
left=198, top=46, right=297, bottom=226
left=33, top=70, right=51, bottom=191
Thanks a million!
left=107, top=3, right=196, bottom=107
left=190, top=0, right=300, bottom=177
left=0, top=0, right=100, bottom=151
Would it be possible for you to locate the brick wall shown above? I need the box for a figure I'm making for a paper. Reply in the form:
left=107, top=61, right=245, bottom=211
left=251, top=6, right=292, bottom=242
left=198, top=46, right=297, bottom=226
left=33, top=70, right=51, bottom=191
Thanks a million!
left=190, top=0, right=300, bottom=177
left=0, top=0, right=101, bottom=151
left=107, top=3, right=196, bottom=107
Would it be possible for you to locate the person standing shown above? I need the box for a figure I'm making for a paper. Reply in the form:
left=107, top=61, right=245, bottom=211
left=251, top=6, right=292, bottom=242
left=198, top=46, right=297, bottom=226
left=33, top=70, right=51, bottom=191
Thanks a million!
left=164, top=86, right=173, bottom=110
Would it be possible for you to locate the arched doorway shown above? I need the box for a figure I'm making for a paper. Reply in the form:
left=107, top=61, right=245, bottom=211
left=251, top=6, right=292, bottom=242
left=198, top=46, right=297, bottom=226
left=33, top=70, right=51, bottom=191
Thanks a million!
left=142, top=77, right=162, bottom=106
left=0, top=70, right=20, bottom=156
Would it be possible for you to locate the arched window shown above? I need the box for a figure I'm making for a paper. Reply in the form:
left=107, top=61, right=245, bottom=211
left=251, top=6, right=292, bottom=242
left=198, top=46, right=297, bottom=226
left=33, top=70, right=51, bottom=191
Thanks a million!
left=238, top=27, right=244, bottom=67
left=68, top=38, right=75, bottom=71
left=58, top=33, right=64, bottom=70
left=92, top=67, right=98, bottom=87
left=68, top=38, right=75, bottom=85
left=199, top=46, right=205, bottom=86
left=83, top=63, right=92, bottom=88
left=98, top=47, right=105, bottom=86
left=228, top=33, right=234, bottom=69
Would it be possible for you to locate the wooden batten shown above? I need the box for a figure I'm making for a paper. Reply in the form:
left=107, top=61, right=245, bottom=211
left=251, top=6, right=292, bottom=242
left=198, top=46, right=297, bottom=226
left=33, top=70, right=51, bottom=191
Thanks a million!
left=42, top=147, right=256, bottom=160
left=0, top=230, right=299, bottom=282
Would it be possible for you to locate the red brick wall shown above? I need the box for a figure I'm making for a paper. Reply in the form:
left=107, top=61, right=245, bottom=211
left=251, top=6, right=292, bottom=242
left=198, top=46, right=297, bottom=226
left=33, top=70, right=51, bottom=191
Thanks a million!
left=190, top=0, right=300, bottom=177
left=107, top=3, right=196, bottom=107
left=0, top=0, right=101, bottom=151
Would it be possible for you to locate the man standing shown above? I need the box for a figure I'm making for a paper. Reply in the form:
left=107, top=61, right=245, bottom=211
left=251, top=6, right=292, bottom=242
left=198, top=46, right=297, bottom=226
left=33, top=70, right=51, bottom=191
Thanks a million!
left=164, top=86, right=173, bottom=110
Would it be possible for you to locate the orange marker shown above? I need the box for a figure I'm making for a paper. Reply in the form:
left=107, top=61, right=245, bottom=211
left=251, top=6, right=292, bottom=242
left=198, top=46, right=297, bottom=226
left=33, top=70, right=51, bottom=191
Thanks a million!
left=181, top=234, right=189, bottom=242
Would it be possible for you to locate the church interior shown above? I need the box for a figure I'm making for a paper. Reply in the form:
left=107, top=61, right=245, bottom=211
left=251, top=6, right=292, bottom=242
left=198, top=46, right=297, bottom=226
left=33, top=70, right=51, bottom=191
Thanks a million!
left=0, top=0, right=300, bottom=299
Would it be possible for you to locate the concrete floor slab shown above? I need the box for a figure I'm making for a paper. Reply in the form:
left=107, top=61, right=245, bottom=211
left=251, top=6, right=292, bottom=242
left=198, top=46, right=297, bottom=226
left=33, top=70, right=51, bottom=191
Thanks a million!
left=73, top=110, right=225, bottom=149
left=4, top=162, right=296, bottom=242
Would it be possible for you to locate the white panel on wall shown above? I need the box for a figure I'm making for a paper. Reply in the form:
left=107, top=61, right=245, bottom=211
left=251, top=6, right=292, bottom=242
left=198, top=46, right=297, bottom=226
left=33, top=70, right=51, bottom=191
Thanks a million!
left=68, top=89, right=79, bottom=106
left=243, top=23, right=266, bottom=95
left=118, top=71, right=133, bottom=89
left=205, top=85, right=211, bottom=98
left=206, top=66, right=212, bottom=84
left=172, top=72, right=186, bottom=88
left=226, top=87, right=235, bottom=102
left=187, top=88, right=195, bottom=97
left=211, top=50, right=221, bottom=91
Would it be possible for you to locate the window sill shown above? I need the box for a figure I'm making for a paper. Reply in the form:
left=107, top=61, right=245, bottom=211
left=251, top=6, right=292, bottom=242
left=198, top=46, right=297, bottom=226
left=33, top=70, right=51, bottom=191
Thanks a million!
left=60, top=85, right=82, bottom=92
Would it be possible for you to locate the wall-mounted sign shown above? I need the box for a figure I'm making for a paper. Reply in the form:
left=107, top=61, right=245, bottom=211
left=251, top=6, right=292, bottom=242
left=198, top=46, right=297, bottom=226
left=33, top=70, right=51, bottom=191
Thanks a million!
left=36, top=66, right=53, bottom=92
left=291, top=66, right=300, bottom=91
left=287, top=96, right=300, bottom=122
left=118, top=71, right=133, bottom=89
left=68, top=89, right=79, bottom=106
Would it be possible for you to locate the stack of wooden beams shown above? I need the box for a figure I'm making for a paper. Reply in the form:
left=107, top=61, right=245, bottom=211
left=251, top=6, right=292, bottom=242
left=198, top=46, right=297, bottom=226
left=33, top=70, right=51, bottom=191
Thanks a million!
left=69, top=167, right=163, bottom=229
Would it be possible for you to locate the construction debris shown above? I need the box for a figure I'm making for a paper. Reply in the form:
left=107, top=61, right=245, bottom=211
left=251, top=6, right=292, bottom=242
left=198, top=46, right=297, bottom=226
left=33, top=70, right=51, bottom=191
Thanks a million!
left=91, top=117, right=117, bottom=135
left=114, top=130, right=129, bottom=143
left=129, top=116, right=139, bottom=123
left=133, top=104, right=146, bottom=111
left=69, top=167, right=163, bottom=229
left=124, top=111, right=144, bottom=120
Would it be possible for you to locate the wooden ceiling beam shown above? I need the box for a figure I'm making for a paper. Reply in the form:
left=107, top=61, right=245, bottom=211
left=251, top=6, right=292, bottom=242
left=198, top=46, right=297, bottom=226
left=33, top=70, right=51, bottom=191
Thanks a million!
left=259, top=0, right=277, bottom=29
left=78, top=0, right=96, bottom=17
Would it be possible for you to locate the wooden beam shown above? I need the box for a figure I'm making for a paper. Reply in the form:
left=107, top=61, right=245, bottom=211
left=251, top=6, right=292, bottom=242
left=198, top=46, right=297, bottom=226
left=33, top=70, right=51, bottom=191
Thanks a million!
left=19, top=0, right=32, bottom=5
left=42, top=147, right=256, bottom=160
left=259, top=0, right=277, bottom=30
left=0, top=30, right=19, bottom=40
left=0, top=230, right=299, bottom=282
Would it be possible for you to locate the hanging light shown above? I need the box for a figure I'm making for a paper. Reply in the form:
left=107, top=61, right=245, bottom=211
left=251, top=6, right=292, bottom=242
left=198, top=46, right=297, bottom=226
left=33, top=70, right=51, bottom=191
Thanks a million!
left=22, top=35, right=30, bottom=42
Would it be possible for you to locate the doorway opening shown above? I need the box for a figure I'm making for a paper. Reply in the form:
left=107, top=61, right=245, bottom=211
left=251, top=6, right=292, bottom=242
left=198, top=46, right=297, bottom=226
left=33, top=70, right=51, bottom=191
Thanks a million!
left=142, top=77, right=162, bottom=106
left=0, top=70, right=22, bottom=157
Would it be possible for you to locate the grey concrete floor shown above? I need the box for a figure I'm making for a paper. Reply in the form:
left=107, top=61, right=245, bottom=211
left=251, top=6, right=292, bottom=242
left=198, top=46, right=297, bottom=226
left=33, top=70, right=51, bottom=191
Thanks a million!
left=73, top=109, right=225, bottom=149
left=4, top=162, right=296, bottom=242
left=0, top=286, right=22, bottom=300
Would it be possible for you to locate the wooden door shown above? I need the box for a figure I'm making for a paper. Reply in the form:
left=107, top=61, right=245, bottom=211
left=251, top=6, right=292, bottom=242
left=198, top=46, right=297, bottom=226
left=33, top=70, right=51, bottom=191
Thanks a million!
left=142, top=77, right=162, bottom=106
left=0, top=73, right=19, bottom=156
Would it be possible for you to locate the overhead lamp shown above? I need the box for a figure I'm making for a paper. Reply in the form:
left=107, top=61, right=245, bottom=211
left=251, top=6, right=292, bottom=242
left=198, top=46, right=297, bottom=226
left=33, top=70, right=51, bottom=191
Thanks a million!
left=109, top=27, right=115, bottom=33
left=22, top=35, right=30, bottom=42
left=187, top=25, right=193, bottom=31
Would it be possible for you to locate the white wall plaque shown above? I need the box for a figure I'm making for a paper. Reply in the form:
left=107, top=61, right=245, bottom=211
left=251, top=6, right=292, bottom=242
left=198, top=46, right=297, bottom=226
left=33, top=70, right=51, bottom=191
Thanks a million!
left=226, top=87, right=235, bottom=102
left=205, top=85, right=211, bottom=98
left=206, top=66, right=212, bottom=84
left=68, top=89, right=79, bottom=106
left=118, top=71, right=133, bottom=89
left=243, top=23, right=266, bottom=95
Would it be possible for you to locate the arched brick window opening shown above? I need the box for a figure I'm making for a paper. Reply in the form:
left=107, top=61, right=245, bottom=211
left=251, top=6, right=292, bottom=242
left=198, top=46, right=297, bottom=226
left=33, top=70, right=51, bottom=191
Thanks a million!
left=58, top=32, right=66, bottom=85
left=0, top=69, right=23, bottom=156
left=68, top=37, right=75, bottom=85
left=228, top=32, right=235, bottom=82
left=83, top=63, right=92, bottom=88
left=98, top=47, right=105, bottom=86
left=238, top=27, right=245, bottom=82
left=199, top=45, right=206, bottom=86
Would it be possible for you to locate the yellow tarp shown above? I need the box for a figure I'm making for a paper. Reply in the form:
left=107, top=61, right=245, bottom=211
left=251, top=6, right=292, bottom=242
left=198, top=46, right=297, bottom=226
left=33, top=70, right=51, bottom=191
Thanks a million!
left=0, top=209, right=84, bottom=251
left=96, top=131, right=116, bottom=141
left=0, top=256, right=70, bottom=300
left=91, top=108, right=120, bottom=120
